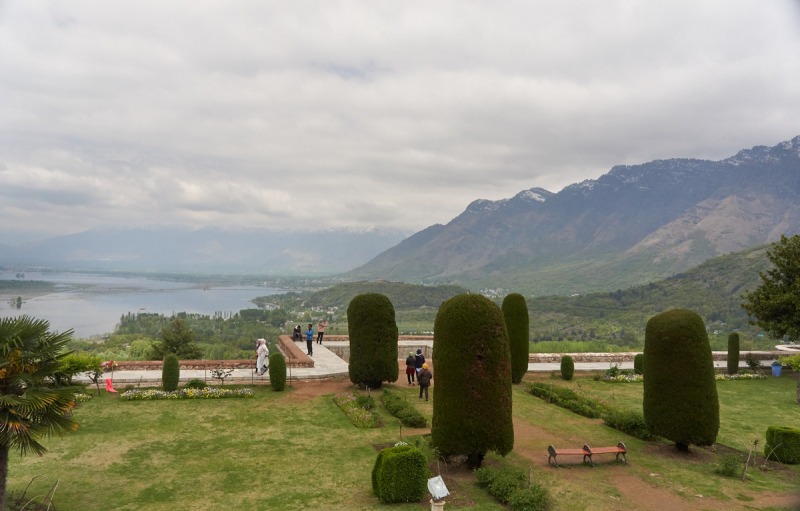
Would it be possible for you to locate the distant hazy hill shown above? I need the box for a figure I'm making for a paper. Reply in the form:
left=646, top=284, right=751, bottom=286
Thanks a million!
left=351, top=136, right=800, bottom=296
left=0, top=226, right=407, bottom=274
left=306, top=281, right=469, bottom=309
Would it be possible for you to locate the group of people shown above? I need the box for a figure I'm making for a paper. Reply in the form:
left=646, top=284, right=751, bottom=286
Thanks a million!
left=405, top=349, right=433, bottom=401
left=292, top=320, right=328, bottom=356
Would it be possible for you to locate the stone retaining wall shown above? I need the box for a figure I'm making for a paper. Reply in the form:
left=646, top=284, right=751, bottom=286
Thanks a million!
left=278, top=335, right=315, bottom=367
left=527, top=351, right=784, bottom=363
left=322, top=336, right=433, bottom=362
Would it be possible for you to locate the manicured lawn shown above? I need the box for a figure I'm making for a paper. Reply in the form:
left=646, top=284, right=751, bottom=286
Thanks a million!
left=8, top=376, right=800, bottom=510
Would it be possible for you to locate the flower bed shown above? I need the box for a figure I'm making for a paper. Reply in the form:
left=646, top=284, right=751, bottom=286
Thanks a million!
left=121, top=388, right=254, bottom=401
left=602, top=374, right=643, bottom=383
left=715, top=373, right=766, bottom=381
left=74, top=393, right=93, bottom=402
left=334, top=391, right=381, bottom=428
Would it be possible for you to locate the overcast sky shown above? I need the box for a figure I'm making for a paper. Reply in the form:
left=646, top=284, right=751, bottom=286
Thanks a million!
left=1, top=1, right=799, bottom=244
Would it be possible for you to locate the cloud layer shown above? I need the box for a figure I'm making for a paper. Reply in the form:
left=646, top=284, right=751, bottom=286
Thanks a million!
left=2, top=1, right=799, bottom=239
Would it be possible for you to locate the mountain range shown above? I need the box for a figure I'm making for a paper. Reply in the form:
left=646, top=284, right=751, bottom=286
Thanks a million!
left=0, top=226, right=407, bottom=274
left=350, top=136, right=800, bottom=295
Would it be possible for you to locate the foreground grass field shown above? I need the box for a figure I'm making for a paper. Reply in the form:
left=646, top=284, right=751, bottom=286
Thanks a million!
left=8, top=375, right=800, bottom=510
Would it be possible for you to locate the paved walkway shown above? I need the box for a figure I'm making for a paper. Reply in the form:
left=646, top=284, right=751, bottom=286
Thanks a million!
left=78, top=340, right=349, bottom=385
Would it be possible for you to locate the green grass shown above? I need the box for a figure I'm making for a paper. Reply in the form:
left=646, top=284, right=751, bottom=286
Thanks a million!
left=8, top=378, right=800, bottom=510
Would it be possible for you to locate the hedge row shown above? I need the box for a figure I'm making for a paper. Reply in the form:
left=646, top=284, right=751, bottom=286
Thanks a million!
left=765, top=426, right=800, bottom=464
left=381, top=389, right=427, bottom=428
left=475, top=465, right=549, bottom=511
left=526, top=382, right=657, bottom=441
left=372, top=445, right=430, bottom=503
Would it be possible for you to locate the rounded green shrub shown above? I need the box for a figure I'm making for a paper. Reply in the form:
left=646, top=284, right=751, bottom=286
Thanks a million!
left=643, top=309, right=719, bottom=451
left=185, top=378, right=207, bottom=389
left=162, top=354, right=180, bottom=392
left=765, top=426, right=800, bottom=464
left=727, top=332, right=740, bottom=375
left=633, top=353, right=644, bottom=376
left=560, top=355, right=574, bottom=381
left=269, top=352, right=287, bottom=391
left=432, top=293, right=514, bottom=467
left=501, top=293, right=530, bottom=384
left=371, top=445, right=429, bottom=503
left=348, top=293, right=399, bottom=388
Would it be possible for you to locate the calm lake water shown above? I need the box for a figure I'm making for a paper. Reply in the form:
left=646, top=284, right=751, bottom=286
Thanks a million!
left=0, top=272, right=280, bottom=337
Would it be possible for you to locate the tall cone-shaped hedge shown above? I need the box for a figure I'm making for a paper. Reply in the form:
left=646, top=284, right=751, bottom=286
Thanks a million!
left=633, top=353, right=644, bottom=376
left=348, top=293, right=399, bottom=388
left=501, top=293, right=529, bottom=384
left=643, top=309, right=719, bottom=451
left=432, top=294, right=514, bottom=467
left=727, top=332, right=740, bottom=375
left=269, top=352, right=287, bottom=391
left=162, top=354, right=180, bottom=391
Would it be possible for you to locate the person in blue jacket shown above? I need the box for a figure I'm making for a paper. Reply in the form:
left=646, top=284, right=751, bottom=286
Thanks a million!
left=305, top=323, right=314, bottom=356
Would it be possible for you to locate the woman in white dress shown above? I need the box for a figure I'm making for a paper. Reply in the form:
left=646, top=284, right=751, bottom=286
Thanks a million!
left=256, top=339, right=269, bottom=376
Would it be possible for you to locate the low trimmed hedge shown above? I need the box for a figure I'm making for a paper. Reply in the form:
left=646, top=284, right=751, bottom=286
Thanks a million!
left=526, top=382, right=657, bottom=441
left=381, top=389, right=427, bottom=428
left=372, top=445, right=429, bottom=503
left=475, top=465, right=549, bottom=511
left=765, top=426, right=800, bottom=464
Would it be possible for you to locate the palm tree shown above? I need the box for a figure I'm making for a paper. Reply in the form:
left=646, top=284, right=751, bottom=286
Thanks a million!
left=0, top=316, right=80, bottom=511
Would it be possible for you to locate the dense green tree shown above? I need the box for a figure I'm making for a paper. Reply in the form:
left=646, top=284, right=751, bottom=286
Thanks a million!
left=560, top=355, right=574, bottom=380
left=0, top=317, right=80, bottom=510
left=150, top=319, right=203, bottom=360
left=727, top=332, right=740, bottom=375
left=269, top=352, right=286, bottom=391
left=347, top=293, right=399, bottom=388
left=501, top=293, right=529, bottom=384
left=741, top=235, right=800, bottom=341
left=269, top=308, right=288, bottom=327
left=643, top=309, right=719, bottom=451
left=162, top=354, right=180, bottom=391
left=432, top=293, right=513, bottom=467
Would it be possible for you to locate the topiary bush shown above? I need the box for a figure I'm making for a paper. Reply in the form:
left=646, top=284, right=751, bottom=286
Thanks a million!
left=348, top=293, right=399, bottom=388
left=633, top=353, right=644, bottom=376
left=185, top=378, right=207, bottom=389
left=371, top=445, right=429, bottom=503
left=502, top=293, right=530, bottom=384
left=475, top=465, right=549, bottom=511
left=643, top=309, right=719, bottom=451
left=765, top=426, right=800, bottom=464
left=162, top=354, right=180, bottom=392
left=727, top=332, right=740, bottom=375
left=432, top=293, right=514, bottom=467
left=560, top=355, right=574, bottom=381
left=381, top=389, right=427, bottom=428
left=269, top=352, right=286, bottom=391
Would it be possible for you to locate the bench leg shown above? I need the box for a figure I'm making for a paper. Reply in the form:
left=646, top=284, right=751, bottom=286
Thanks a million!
left=549, top=454, right=558, bottom=468
left=584, top=454, right=594, bottom=467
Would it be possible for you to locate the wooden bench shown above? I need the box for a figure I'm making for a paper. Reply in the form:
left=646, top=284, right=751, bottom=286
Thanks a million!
left=547, top=443, right=627, bottom=467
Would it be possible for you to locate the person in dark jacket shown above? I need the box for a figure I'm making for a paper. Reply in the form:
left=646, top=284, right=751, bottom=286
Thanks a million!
left=414, top=349, right=425, bottom=376
left=417, top=363, right=432, bottom=401
left=405, top=352, right=416, bottom=385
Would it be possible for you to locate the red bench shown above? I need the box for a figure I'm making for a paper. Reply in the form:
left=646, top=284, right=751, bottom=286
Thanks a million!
left=547, top=443, right=627, bottom=467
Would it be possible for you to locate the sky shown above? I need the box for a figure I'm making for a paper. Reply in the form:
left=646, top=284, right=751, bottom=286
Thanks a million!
left=2, top=1, right=800, bottom=245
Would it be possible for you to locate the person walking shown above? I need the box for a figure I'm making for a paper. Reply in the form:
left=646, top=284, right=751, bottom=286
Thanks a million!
left=405, top=351, right=416, bottom=385
left=317, top=319, right=328, bottom=345
left=414, top=349, right=425, bottom=376
left=255, top=338, right=269, bottom=376
left=417, top=363, right=432, bottom=401
left=305, top=323, right=314, bottom=356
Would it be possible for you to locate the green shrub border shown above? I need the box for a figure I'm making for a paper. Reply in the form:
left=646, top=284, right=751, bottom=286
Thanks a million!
left=765, top=425, right=800, bottom=464
left=372, top=445, right=429, bottom=503
left=475, top=465, right=549, bottom=511
left=381, top=389, right=427, bottom=428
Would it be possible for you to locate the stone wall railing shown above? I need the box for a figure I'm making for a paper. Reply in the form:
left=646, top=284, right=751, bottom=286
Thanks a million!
left=322, top=336, right=433, bottom=362
left=278, top=335, right=315, bottom=367
left=527, top=351, right=785, bottom=364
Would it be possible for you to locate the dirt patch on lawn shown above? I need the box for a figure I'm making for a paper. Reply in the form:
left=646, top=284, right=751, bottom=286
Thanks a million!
left=612, top=474, right=715, bottom=510
left=641, top=444, right=715, bottom=464
left=281, top=377, right=351, bottom=402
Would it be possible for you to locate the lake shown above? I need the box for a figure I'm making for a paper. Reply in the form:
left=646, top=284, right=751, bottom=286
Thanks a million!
left=0, top=272, right=281, bottom=337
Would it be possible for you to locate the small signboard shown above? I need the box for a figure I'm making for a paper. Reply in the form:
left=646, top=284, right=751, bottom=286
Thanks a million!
left=428, top=476, right=449, bottom=501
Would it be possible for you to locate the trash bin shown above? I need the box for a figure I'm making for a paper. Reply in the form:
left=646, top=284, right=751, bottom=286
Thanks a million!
left=771, top=361, right=782, bottom=377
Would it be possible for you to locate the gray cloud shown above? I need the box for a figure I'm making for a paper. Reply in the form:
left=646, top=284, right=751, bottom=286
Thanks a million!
left=1, top=0, right=799, bottom=239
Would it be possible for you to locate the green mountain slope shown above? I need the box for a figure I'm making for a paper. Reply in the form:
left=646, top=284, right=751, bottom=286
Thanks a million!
left=306, top=281, right=468, bottom=309
left=528, top=244, right=773, bottom=350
